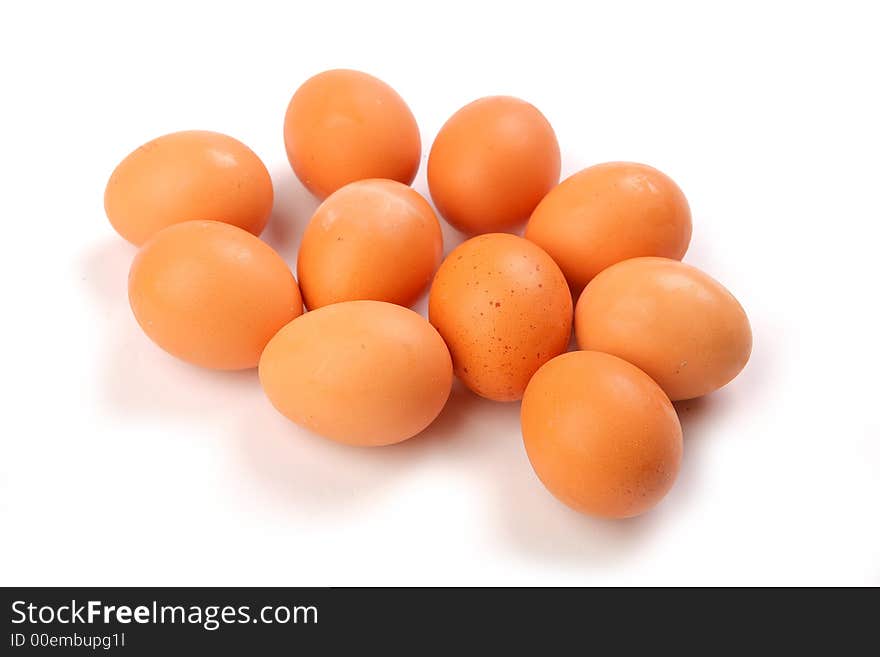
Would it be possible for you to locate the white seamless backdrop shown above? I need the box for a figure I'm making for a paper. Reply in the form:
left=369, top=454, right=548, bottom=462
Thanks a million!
left=1, top=0, right=878, bottom=585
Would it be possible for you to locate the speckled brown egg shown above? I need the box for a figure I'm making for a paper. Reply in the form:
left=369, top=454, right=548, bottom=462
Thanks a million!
left=428, top=233, right=572, bottom=401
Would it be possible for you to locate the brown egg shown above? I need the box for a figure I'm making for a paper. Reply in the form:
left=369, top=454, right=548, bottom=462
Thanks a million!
left=105, top=130, right=273, bottom=246
left=297, top=179, right=442, bottom=310
left=283, top=69, right=421, bottom=199
left=428, top=96, right=560, bottom=235
left=521, top=350, right=683, bottom=519
left=575, top=257, right=752, bottom=400
left=259, top=301, right=452, bottom=446
left=428, top=233, right=572, bottom=401
left=129, top=221, right=302, bottom=370
left=525, top=162, right=692, bottom=294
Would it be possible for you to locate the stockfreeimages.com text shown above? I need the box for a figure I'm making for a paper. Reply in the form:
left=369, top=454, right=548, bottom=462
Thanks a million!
left=11, top=600, right=317, bottom=631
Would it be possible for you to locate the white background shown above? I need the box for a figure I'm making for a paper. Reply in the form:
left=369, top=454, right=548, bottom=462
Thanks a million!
left=2, top=0, right=878, bottom=586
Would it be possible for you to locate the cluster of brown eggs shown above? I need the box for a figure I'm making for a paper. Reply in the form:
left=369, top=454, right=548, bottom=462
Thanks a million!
left=105, top=69, right=751, bottom=519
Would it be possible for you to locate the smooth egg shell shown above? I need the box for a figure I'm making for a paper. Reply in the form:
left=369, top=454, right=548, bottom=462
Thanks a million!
left=105, top=130, right=273, bottom=245
left=284, top=69, right=421, bottom=199
left=297, top=179, right=442, bottom=309
left=129, top=221, right=302, bottom=370
left=575, top=257, right=752, bottom=400
left=521, top=350, right=683, bottom=519
left=428, top=96, right=560, bottom=235
left=525, top=162, right=692, bottom=294
left=259, top=300, right=453, bottom=446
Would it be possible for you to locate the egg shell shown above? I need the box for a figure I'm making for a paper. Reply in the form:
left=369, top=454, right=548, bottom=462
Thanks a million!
left=525, top=162, right=692, bottom=294
left=259, top=300, right=453, bottom=446
left=575, top=257, right=752, bottom=401
left=297, top=179, right=442, bottom=310
left=521, top=350, right=683, bottom=519
left=284, top=69, right=421, bottom=199
left=105, top=130, right=273, bottom=245
left=428, top=233, right=572, bottom=402
left=428, top=96, right=560, bottom=235
left=129, top=221, right=302, bottom=370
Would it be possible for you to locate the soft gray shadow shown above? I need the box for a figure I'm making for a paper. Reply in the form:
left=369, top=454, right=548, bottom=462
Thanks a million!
left=79, top=236, right=263, bottom=421
left=102, top=314, right=261, bottom=418
left=415, top=181, right=467, bottom=260
left=80, top=238, right=137, bottom=309
left=676, top=394, right=723, bottom=436
left=492, top=411, right=663, bottom=566
left=559, top=149, right=594, bottom=180
left=672, top=323, right=770, bottom=501
left=500, top=479, right=665, bottom=566
left=672, top=394, right=725, bottom=504
left=263, top=166, right=320, bottom=267
left=433, top=203, right=468, bottom=258
left=234, top=381, right=483, bottom=514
